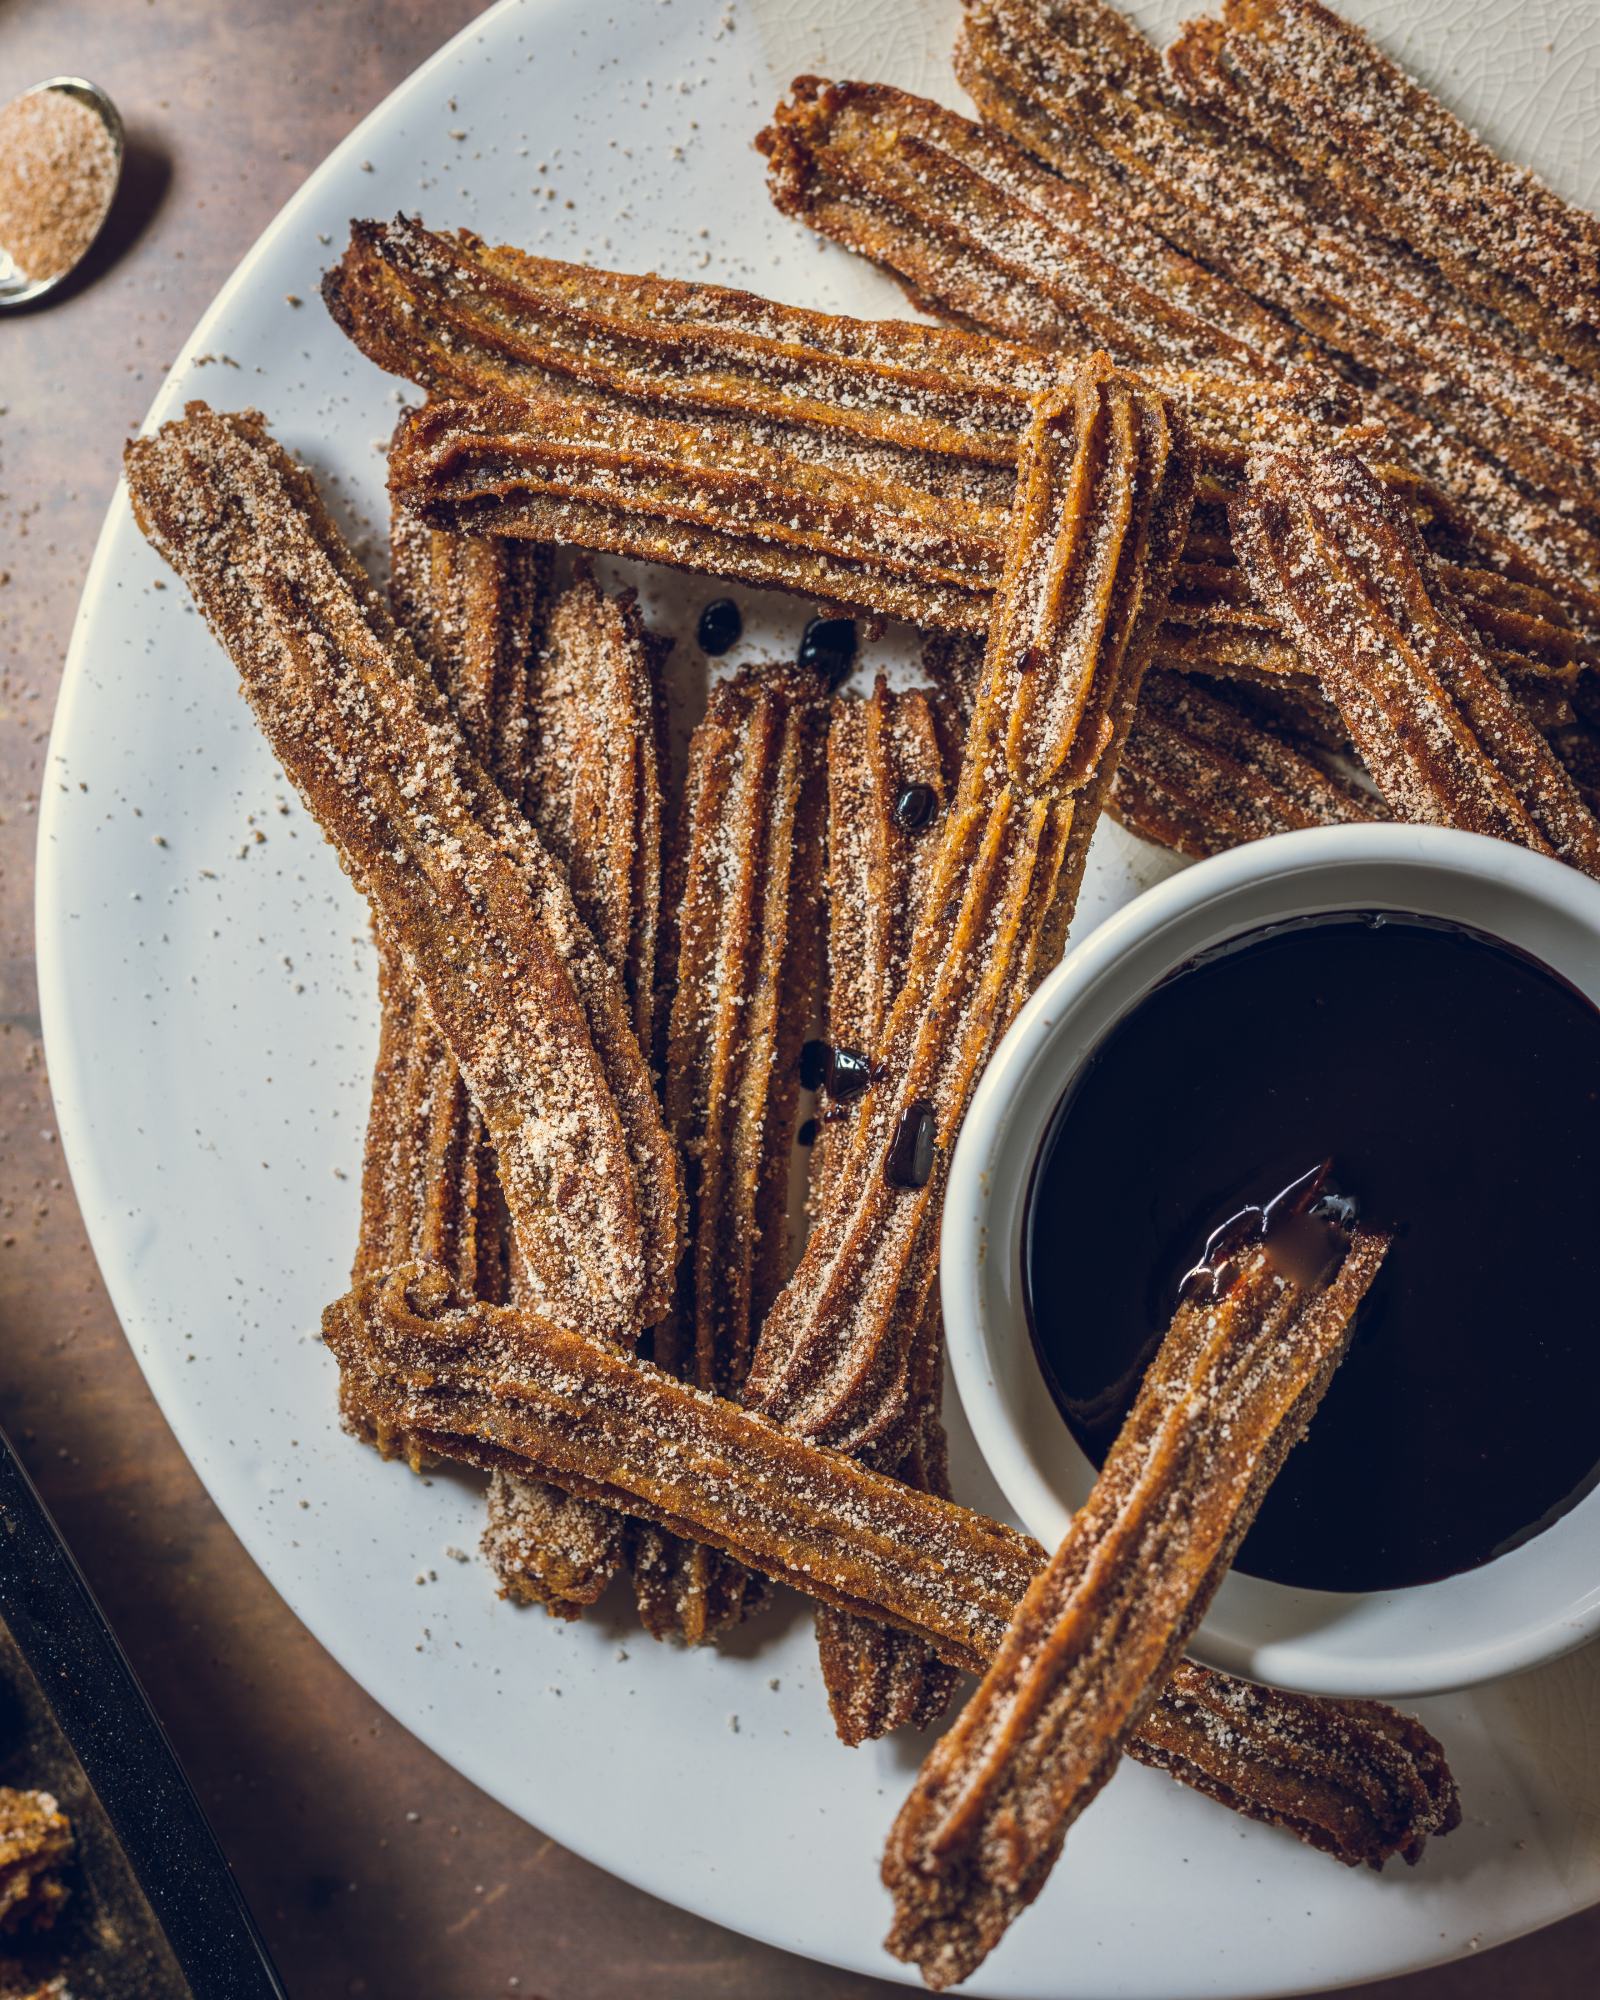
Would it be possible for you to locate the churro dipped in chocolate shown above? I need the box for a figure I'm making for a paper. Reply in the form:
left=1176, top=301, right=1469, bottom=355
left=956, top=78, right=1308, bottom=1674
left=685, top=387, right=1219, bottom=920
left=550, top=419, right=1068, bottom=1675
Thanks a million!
left=1112, top=670, right=1378, bottom=858
left=746, top=360, right=1195, bottom=1458
left=882, top=1188, right=1391, bottom=1988
left=812, top=679, right=962, bottom=1744
left=123, top=403, right=680, bottom=1338
left=325, top=1260, right=1458, bottom=1871
left=630, top=664, right=827, bottom=1645
left=482, top=567, right=668, bottom=1614
left=1235, top=450, right=1600, bottom=876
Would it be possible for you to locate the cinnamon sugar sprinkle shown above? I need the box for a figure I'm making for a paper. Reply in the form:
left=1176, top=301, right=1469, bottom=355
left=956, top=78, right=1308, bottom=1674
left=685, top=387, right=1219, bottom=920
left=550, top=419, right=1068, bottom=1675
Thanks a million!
left=0, top=89, right=117, bottom=285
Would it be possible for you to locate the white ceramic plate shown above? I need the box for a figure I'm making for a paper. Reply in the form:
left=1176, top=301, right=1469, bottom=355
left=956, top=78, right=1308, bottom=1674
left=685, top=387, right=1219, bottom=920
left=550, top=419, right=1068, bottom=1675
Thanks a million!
left=36, top=0, right=1600, bottom=1992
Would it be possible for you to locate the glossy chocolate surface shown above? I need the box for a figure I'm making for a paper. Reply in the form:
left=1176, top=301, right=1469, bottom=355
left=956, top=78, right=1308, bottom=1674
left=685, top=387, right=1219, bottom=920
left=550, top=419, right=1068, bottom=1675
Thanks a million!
left=1025, top=912, right=1600, bottom=1592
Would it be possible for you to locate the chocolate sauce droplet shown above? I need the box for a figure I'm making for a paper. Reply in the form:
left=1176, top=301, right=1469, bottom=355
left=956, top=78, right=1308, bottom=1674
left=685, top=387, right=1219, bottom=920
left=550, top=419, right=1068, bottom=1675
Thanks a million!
left=798, top=615, right=857, bottom=688
left=893, top=783, right=938, bottom=833
left=1178, top=1161, right=1343, bottom=1303
left=697, top=597, right=741, bottom=655
left=886, top=1100, right=936, bottom=1188
left=799, top=1038, right=831, bottom=1090
left=797, top=1118, right=819, bottom=1148
left=827, top=1046, right=872, bottom=1101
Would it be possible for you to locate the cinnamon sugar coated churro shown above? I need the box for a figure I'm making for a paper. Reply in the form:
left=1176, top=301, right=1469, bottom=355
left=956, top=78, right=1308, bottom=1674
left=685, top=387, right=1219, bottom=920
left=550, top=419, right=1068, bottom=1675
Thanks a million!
left=482, top=567, right=667, bottom=1614
left=1113, top=670, right=1378, bottom=857
left=765, top=46, right=1600, bottom=639
left=950, top=0, right=1600, bottom=630
left=520, top=571, right=666, bottom=1055
left=350, top=513, right=540, bottom=1454
left=631, top=663, right=826, bottom=1644
left=812, top=679, right=961, bottom=1744
left=747, top=359, right=1195, bottom=1458
left=883, top=1196, right=1390, bottom=1987
left=323, top=1263, right=1458, bottom=1869
left=368, top=232, right=1599, bottom=687
left=1171, top=0, right=1600, bottom=376
left=1235, top=450, right=1600, bottom=875
left=124, top=403, right=680, bottom=1338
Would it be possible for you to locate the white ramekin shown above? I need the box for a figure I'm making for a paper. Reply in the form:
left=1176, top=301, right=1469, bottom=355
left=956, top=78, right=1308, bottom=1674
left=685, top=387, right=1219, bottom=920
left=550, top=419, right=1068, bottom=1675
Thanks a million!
left=942, top=823, right=1600, bottom=1698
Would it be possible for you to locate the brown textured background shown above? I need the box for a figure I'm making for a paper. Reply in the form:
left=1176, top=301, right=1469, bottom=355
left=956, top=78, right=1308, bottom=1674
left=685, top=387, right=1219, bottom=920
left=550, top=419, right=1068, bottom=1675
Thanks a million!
left=2, top=2, right=1597, bottom=1994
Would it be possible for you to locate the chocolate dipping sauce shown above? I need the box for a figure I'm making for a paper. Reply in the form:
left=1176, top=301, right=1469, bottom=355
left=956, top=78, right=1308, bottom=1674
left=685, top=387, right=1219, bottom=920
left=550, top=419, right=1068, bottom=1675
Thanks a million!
left=1024, top=911, right=1600, bottom=1592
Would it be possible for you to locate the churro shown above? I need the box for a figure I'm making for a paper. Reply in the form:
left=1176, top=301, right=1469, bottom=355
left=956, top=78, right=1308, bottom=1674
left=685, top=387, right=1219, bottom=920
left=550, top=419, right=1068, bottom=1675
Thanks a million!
left=813, top=679, right=961, bottom=1744
left=332, top=217, right=1598, bottom=668
left=326, top=215, right=1056, bottom=473
left=1112, top=669, right=1378, bottom=857
left=745, top=360, right=1195, bottom=1457
left=520, top=569, right=665, bottom=1055
left=1236, top=449, right=1600, bottom=875
left=483, top=568, right=668, bottom=1614
left=883, top=1197, right=1390, bottom=1987
left=769, top=49, right=1600, bottom=633
left=390, top=388, right=1003, bottom=634
left=387, top=389, right=1588, bottom=702
left=631, top=664, right=827, bottom=1644
left=323, top=1260, right=1458, bottom=1871
left=961, top=0, right=1600, bottom=529
left=1171, top=0, right=1600, bottom=379
left=759, top=74, right=1306, bottom=384
left=124, top=402, right=680, bottom=1338
left=351, top=514, right=541, bottom=1459
left=329, top=213, right=1338, bottom=494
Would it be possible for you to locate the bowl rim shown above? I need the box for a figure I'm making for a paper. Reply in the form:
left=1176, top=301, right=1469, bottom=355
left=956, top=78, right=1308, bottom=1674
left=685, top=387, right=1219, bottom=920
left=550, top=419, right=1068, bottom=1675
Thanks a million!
left=941, top=821, right=1600, bottom=1698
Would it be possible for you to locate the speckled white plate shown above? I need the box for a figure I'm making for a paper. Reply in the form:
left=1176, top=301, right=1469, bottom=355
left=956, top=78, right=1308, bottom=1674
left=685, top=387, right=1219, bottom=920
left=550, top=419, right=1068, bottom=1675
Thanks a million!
left=36, top=0, right=1600, bottom=1992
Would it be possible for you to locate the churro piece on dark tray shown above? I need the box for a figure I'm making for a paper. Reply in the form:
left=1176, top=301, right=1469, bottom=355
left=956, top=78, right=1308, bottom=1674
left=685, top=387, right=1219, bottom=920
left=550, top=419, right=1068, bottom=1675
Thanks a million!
left=745, top=360, right=1195, bottom=1459
left=324, top=1261, right=1458, bottom=1872
left=813, top=679, right=961, bottom=1744
left=0, top=1788, right=73, bottom=1935
left=123, top=402, right=680, bottom=1338
left=883, top=1195, right=1390, bottom=1987
left=1236, top=448, right=1600, bottom=875
left=1112, top=669, right=1378, bottom=857
left=630, top=663, right=827, bottom=1645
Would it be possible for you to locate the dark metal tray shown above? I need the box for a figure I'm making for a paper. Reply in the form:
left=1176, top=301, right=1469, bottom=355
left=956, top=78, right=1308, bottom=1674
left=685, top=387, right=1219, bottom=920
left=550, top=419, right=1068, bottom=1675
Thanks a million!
left=0, top=1426, right=286, bottom=1998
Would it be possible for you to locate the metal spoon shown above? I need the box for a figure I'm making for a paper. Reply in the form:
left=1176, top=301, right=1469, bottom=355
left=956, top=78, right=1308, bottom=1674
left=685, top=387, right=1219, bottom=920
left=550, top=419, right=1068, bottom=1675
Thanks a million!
left=0, top=76, right=125, bottom=308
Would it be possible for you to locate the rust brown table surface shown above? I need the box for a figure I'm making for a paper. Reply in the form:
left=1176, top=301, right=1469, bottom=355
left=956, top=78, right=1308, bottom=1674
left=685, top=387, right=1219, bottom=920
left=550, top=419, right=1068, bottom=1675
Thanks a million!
left=2, top=3, right=1598, bottom=1995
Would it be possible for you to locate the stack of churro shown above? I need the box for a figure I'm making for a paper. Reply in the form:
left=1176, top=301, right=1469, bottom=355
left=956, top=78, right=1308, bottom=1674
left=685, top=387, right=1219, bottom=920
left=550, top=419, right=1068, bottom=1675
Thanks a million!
left=118, top=0, right=1600, bottom=1973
